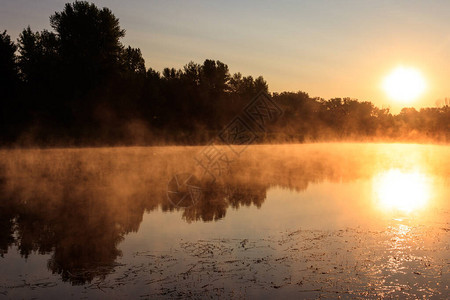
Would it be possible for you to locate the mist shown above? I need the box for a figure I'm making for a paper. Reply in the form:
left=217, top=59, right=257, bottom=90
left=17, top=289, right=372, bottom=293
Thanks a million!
left=1, top=1, right=449, bottom=298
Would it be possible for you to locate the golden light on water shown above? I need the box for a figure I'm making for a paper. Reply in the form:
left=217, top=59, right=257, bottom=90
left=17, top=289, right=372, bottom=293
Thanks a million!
left=382, top=66, right=426, bottom=103
left=373, top=169, right=431, bottom=214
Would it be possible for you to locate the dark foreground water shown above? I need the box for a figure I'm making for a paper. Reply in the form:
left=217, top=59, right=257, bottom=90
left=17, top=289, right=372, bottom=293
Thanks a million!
left=0, top=143, right=448, bottom=299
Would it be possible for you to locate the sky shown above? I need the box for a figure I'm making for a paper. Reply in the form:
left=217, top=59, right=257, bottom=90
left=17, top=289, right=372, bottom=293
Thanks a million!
left=2, top=0, right=450, bottom=111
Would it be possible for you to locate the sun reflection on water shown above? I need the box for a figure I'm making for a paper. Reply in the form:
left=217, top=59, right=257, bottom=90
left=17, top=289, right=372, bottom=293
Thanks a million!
left=373, top=169, right=432, bottom=214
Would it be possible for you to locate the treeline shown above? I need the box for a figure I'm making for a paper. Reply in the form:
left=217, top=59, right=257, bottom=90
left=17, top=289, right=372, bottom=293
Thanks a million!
left=272, top=93, right=450, bottom=142
left=1, top=1, right=449, bottom=146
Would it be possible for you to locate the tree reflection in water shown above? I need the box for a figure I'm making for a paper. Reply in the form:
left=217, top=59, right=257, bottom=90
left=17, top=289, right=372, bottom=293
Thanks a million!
left=0, top=144, right=447, bottom=285
left=0, top=147, right=272, bottom=284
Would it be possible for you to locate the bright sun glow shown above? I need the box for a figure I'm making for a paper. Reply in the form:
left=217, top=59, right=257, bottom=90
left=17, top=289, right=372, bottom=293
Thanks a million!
left=373, top=169, right=431, bottom=214
left=382, top=66, right=426, bottom=103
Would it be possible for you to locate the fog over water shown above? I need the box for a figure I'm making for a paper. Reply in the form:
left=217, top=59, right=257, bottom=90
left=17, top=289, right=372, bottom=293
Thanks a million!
left=0, top=143, right=448, bottom=298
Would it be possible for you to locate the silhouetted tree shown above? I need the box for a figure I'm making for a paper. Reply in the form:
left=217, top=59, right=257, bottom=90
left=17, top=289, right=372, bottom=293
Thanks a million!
left=122, top=46, right=146, bottom=76
left=200, top=59, right=230, bottom=98
left=229, top=73, right=268, bottom=99
left=0, top=30, right=18, bottom=96
left=0, top=30, right=20, bottom=142
left=1, top=1, right=448, bottom=146
left=50, top=1, right=125, bottom=90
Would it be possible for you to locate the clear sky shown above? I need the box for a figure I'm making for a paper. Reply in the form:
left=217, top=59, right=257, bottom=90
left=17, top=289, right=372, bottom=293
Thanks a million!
left=2, top=0, right=450, bottom=111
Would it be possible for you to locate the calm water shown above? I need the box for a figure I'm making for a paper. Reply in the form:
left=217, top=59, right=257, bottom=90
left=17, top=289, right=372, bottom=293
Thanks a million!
left=0, top=143, right=449, bottom=299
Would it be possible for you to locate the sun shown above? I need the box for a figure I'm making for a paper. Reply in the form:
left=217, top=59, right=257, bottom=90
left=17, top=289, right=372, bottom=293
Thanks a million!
left=382, top=66, right=426, bottom=103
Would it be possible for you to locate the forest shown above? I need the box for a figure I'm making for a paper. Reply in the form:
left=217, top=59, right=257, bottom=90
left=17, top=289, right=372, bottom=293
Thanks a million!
left=1, top=1, right=449, bottom=147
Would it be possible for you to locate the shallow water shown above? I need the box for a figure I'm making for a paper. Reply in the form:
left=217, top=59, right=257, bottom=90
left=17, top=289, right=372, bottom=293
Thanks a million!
left=0, top=143, right=448, bottom=298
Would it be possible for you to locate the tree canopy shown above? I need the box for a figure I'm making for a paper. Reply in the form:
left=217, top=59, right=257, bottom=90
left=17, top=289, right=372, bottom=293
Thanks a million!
left=0, top=1, right=449, bottom=146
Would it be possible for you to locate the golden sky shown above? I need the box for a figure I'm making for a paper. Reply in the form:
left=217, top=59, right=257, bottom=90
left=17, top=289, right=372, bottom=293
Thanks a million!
left=2, top=0, right=450, bottom=111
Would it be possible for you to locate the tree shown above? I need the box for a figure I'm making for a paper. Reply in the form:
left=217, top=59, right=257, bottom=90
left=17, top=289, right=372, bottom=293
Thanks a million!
left=17, top=27, right=59, bottom=85
left=50, top=1, right=125, bottom=89
left=229, top=73, right=268, bottom=98
left=254, top=76, right=269, bottom=94
left=122, top=46, right=146, bottom=75
left=17, top=26, right=65, bottom=134
left=183, top=61, right=201, bottom=87
left=200, top=59, right=230, bottom=97
left=0, top=30, right=20, bottom=142
left=0, top=30, right=18, bottom=94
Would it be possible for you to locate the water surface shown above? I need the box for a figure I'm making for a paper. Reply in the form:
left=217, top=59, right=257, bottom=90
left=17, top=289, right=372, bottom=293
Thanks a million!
left=0, top=143, right=448, bottom=298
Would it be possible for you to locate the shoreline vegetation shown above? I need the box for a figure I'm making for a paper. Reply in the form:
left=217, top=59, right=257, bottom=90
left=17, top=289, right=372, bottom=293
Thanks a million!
left=1, top=1, right=449, bottom=148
